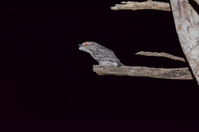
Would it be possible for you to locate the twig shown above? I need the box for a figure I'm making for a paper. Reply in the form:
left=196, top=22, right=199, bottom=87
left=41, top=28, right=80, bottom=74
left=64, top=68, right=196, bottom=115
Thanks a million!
left=111, top=1, right=171, bottom=11
left=93, top=65, right=193, bottom=80
left=135, top=51, right=186, bottom=62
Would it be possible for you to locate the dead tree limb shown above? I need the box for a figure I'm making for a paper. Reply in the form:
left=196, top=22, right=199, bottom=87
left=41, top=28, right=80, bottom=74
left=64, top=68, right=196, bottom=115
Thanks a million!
left=79, top=42, right=193, bottom=80
left=170, top=0, right=199, bottom=85
left=110, top=0, right=199, bottom=12
left=80, top=0, right=199, bottom=83
left=108, top=0, right=199, bottom=85
left=135, top=51, right=186, bottom=62
left=111, top=1, right=171, bottom=11
left=93, top=65, right=192, bottom=80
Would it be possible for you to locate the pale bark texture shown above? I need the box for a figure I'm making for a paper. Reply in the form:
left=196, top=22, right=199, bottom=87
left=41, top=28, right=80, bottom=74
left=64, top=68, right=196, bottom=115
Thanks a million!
left=195, top=0, right=199, bottom=5
left=80, top=0, right=199, bottom=86
left=170, top=0, right=199, bottom=85
left=111, top=1, right=170, bottom=11
left=135, top=51, right=186, bottom=62
left=93, top=65, right=192, bottom=80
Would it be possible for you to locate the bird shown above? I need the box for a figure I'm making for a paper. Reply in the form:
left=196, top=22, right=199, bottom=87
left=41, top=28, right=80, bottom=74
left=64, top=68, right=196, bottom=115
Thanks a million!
left=79, top=41, right=124, bottom=67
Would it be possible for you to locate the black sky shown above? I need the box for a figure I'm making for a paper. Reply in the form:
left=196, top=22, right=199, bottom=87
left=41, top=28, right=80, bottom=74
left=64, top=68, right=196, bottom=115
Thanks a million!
left=1, top=0, right=199, bottom=131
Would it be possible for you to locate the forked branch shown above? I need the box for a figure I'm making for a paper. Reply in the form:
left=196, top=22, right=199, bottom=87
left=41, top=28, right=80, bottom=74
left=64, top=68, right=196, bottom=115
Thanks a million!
left=92, top=51, right=192, bottom=80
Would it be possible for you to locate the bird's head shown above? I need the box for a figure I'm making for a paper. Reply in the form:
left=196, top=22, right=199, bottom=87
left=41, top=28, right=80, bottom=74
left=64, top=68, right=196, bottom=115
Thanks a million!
left=79, top=41, right=100, bottom=53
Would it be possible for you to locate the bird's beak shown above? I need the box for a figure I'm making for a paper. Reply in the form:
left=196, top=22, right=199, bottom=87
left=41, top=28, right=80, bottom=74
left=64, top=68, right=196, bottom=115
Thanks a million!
left=78, top=43, right=83, bottom=50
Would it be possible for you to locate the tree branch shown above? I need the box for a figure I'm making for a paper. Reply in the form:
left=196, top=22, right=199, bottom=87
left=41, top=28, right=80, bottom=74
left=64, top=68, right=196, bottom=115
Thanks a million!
left=93, top=65, right=193, bottom=80
left=196, top=0, right=199, bottom=5
left=108, top=0, right=199, bottom=85
left=135, top=51, right=186, bottom=62
left=192, top=0, right=199, bottom=7
left=111, top=1, right=171, bottom=11
left=170, top=0, right=199, bottom=85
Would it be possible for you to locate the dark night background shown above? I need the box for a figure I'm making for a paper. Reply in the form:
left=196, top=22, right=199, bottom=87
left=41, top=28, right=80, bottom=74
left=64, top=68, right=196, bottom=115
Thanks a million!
left=1, top=0, right=199, bottom=131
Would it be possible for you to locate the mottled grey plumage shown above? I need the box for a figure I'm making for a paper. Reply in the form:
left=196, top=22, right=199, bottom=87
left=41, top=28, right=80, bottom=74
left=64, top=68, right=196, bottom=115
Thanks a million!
left=79, top=41, right=124, bottom=67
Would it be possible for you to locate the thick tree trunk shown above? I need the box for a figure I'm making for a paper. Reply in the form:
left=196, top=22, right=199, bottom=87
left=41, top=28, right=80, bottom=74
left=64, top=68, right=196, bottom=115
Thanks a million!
left=170, top=0, right=199, bottom=85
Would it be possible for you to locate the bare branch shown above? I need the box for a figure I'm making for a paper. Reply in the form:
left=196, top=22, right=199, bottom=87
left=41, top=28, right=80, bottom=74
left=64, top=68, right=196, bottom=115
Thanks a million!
left=111, top=1, right=171, bottom=11
left=93, top=65, right=193, bottom=80
left=135, top=51, right=186, bottom=62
